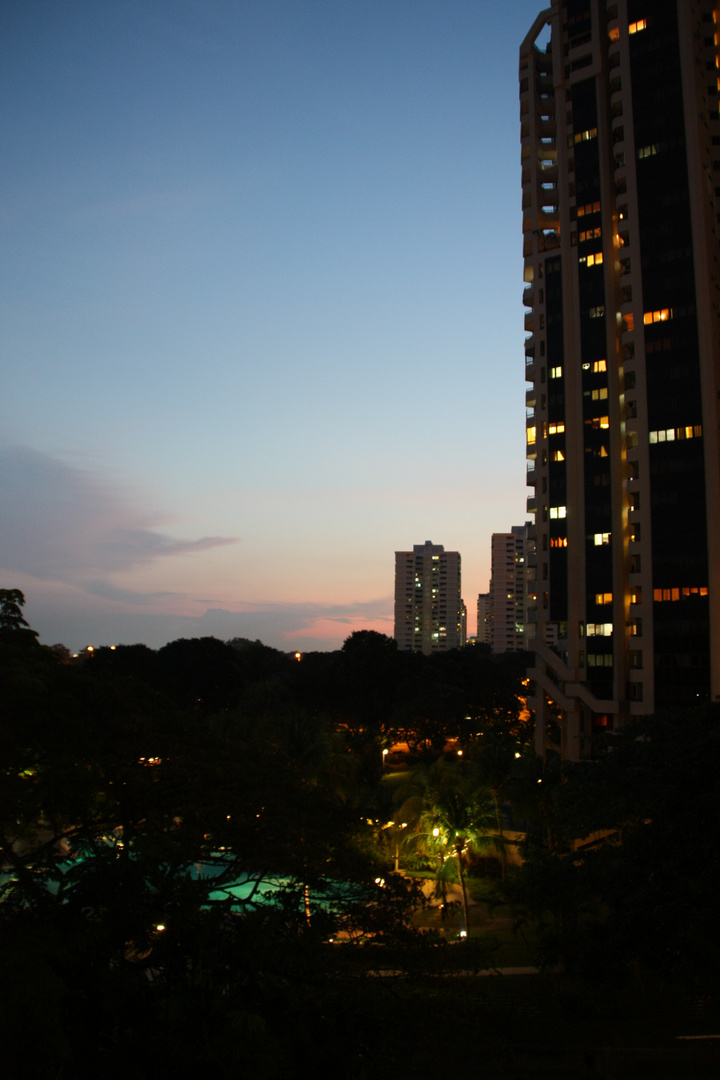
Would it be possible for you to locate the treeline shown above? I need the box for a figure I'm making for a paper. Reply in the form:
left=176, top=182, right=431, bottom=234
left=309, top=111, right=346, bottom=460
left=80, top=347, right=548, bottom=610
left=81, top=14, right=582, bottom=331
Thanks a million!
left=83, top=628, right=530, bottom=759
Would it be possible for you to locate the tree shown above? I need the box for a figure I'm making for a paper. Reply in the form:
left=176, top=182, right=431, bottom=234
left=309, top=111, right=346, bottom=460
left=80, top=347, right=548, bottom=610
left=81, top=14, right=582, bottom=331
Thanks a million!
left=0, top=588, right=30, bottom=631
left=398, top=759, right=498, bottom=936
left=340, top=630, right=398, bottom=655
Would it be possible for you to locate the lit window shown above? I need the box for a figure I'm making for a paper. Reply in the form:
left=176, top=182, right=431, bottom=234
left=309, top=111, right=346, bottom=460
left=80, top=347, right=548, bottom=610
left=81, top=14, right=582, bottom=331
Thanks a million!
left=586, top=623, right=613, bottom=636
left=649, top=424, right=702, bottom=443
left=548, top=421, right=565, bottom=435
left=592, top=359, right=607, bottom=372
left=629, top=19, right=647, bottom=34
left=577, top=200, right=601, bottom=217
left=552, top=449, right=565, bottom=461
left=608, top=26, right=620, bottom=41
left=550, top=365, right=563, bottom=378
left=549, top=506, right=567, bottom=519
left=591, top=388, right=608, bottom=400
left=527, top=426, right=537, bottom=444
left=643, top=308, right=672, bottom=324
left=595, top=592, right=612, bottom=605
left=550, top=537, right=568, bottom=548
left=579, top=226, right=602, bottom=242
left=580, top=252, right=603, bottom=267
left=571, top=127, right=598, bottom=145
left=654, top=585, right=708, bottom=601
left=594, top=532, right=611, bottom=545
left=589, top=305, right=605, bottom=318
left=637, top=144, right=658, bottom=159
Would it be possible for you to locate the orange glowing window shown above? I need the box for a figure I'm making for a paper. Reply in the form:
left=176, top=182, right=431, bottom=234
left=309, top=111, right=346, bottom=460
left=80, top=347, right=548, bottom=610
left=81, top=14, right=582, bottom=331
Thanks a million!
left=580, top=251, right=603, bottom=267
left=643, top=308, right=672, bottom=324
left=577, top=200, right=601, bottom=217
left=579, top=227, right=602, bottom=242
left=608, top=26, right=620, bottom=41
left=629, top=19, right=647, bottom=34
left=654, top=586, right=709, bottom=601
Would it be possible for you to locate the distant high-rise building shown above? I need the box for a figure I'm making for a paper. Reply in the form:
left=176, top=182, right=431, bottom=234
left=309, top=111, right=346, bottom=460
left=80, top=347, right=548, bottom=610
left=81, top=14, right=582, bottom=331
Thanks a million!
left=394, top=541, right=465, bottom=653
left=476, top=592, right=492, bottom=645
left=521, top=0, right=720, bottom=759
left=488, top=527, right=529, bottom=653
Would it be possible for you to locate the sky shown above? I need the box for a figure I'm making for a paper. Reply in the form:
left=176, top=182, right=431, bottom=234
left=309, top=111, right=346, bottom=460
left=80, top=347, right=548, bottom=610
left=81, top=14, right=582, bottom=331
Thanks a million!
left=1, top=0, right=544, bottom=653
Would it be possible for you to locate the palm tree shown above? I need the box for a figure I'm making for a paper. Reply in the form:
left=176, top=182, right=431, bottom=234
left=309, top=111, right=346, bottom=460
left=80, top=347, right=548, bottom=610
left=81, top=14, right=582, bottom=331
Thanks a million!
left=396, top=759, right=498, bottom=937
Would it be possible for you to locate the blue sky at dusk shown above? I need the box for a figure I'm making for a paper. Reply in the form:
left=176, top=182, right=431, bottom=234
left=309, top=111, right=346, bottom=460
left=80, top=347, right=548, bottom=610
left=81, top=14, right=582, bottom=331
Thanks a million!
left=1, top=0, right=543, bottom=651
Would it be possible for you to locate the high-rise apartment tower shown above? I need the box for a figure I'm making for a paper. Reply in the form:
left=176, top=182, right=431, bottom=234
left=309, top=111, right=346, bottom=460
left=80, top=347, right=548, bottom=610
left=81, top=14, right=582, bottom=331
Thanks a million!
left=488, top=527, right=530, bottom=653
left=394, top=541, right=466, bottom=654
left=521, top=0, right=720, bottom=759
left=477, top=592, right=492, bottom=646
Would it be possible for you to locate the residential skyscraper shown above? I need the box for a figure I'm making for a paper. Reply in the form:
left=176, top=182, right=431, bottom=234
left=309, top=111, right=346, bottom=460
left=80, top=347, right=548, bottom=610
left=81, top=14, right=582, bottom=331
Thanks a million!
left=477, top=592, right=492, bottom=646
left=521, top=1, right=720, bottom=759
left=394, top=541, right=465, bottom=654
left=489, top=527, right=529, bottom=654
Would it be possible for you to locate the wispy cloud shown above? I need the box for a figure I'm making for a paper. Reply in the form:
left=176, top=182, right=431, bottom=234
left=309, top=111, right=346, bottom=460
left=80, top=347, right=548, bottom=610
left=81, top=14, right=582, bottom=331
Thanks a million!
left=0, top=442, right=238, bottom=583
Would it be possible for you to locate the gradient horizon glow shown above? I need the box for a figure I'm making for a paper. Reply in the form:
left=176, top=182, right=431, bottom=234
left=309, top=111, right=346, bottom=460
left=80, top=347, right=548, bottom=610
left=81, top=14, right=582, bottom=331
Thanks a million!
left=1, top=0, right=541, bottom=652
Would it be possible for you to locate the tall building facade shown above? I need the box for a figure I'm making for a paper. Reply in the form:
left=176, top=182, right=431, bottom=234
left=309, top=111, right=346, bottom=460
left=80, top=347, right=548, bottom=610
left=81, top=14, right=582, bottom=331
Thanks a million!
left=394, top=541, right=466, bottom=654
left=488, top=527, right=530, bottom=653
left=477, top=592, right=492, bottom=645
left=521, top=0, right=720, bottom=759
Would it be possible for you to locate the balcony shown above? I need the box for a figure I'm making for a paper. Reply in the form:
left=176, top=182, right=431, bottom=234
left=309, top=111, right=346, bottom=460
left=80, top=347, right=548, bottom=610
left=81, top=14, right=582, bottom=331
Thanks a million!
left=523, top=284, right=535, bottom=307
left=538, top=211, right=559, bottom=232
left=539, top=230, right=560, bottom=251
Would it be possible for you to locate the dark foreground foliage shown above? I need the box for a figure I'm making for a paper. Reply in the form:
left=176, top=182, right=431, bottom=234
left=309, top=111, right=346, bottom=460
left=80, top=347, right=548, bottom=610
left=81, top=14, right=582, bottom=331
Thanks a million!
left=2, top=609, right=719, bottom=1076
left=506, top=705, right=720, bottom=987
